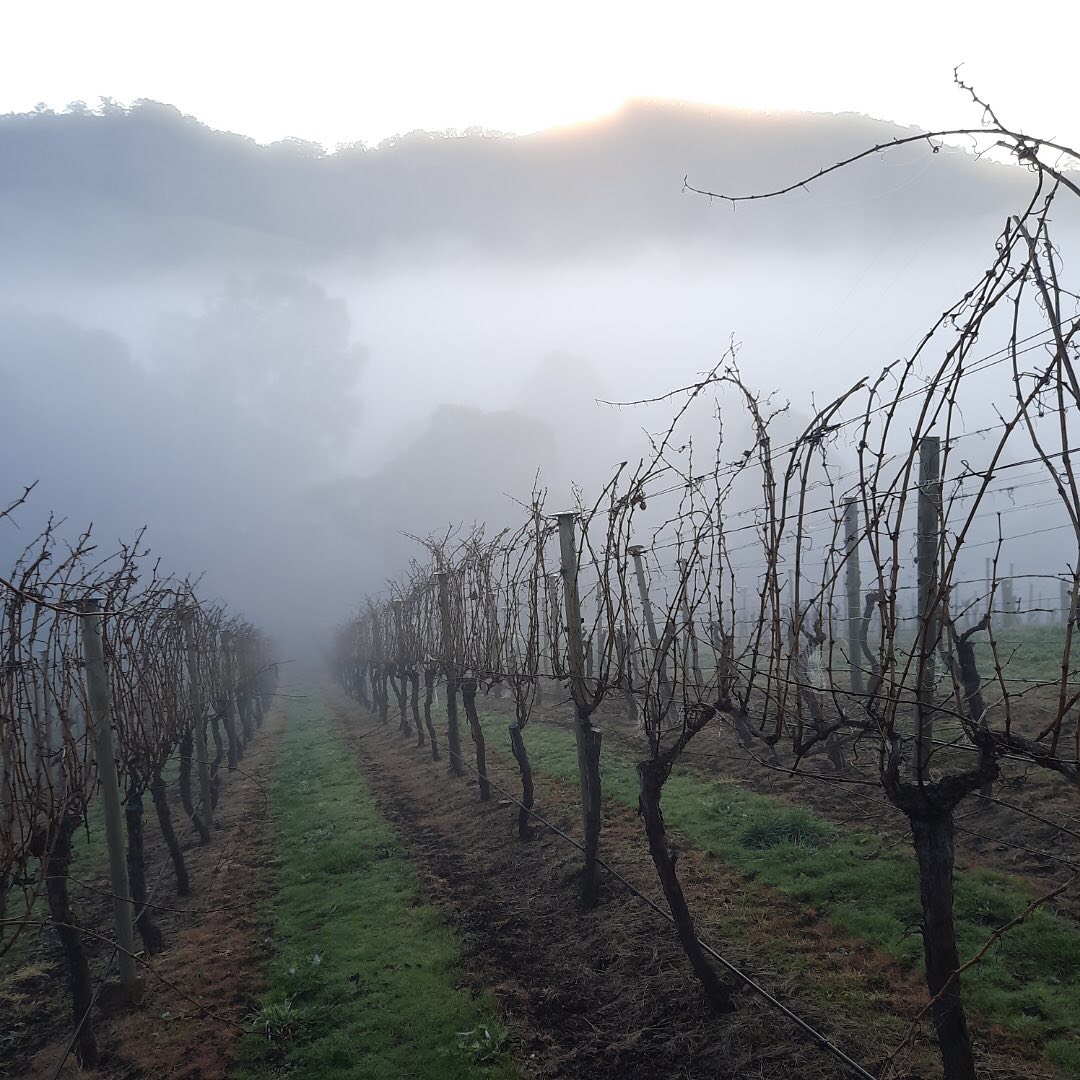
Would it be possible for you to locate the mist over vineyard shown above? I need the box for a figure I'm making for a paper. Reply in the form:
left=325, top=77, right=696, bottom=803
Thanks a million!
left=6, top=72, right=1080, bottom=1080
left=0, top=99, right=1055, bottom=648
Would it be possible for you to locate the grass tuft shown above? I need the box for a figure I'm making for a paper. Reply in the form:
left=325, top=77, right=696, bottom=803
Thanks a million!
left=735, top=806, right=833, bottom=852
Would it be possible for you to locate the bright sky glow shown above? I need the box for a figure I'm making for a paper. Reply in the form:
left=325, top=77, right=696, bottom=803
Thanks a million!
left=2, top=1, right=1077, bottom=148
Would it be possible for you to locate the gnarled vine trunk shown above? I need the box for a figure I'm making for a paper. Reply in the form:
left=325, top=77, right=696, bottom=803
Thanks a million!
left=178, top=732, right=210, bottom=844
left=151, top=772, right=190, bottom=896
left=355, top=663, right=371, bottom=709
left=508, top=721, right=535, bottom=840
left=390, top=671, right=411, bottom=738
left=221, top=695, right=241, bottom=768
left=580, top=721, right=603, bottom=909
left=459, top=678, right=489, bottom=800
left=41, top=816, right=99, bottom=1066
left=445, top=674, right=464, bottom=775
left=409, top=670, right=425, bottom=748
left=638, top=760, right=736, bottom=1012
left=237, top=692, right=254, bottom=743
left=909, top=809, right=976, bottom=1080
left=125, top=783, right=164, bottom=953
left=376, top=666, right=390, bottom=724
left=209, top=715, right=224, bottom=807
left=423, top=667, right=440, bottom=760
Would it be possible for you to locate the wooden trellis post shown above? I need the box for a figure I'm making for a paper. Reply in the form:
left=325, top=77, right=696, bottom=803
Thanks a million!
left=436, top=571, right=465, bottom=775
left=629, top=544, right=674, bottom=718
left=843, top=498, right=864, bottom=695
left=558, top=512, right=602, bottom=908
left=916, top=436, right=942, bottom=776
left=676, top=558, right=704, bottom=690
left=220, top=630, right=241, bottom=768
left=80, top=598, right=138, bottom=990
left=183, top=613, right=214, bottom=833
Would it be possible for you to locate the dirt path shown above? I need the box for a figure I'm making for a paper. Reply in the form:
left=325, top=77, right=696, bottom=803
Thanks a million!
left=330, top=688, right=1061, bottom=1080
left=14, top=705, right=284, bottom=1080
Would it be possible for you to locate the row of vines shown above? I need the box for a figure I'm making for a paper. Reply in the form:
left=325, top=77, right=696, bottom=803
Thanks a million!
left=0, top=495, right=274, bottom=1069
left=332, top=103, right=1080, bottom=1080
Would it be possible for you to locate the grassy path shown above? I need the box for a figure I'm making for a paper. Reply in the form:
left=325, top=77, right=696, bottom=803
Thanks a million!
left=234, top=696, right=515, bottom=1080
left=478, top=705, right=1080, bottom=1074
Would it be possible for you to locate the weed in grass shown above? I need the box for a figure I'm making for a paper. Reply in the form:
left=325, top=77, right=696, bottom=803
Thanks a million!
left=457, top=1024, right=511, bottom=1065
left=248, top=998, right=331, bottom=1049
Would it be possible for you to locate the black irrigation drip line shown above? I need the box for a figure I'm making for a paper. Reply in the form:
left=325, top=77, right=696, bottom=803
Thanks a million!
left=392, top=714, right=880, bottom=1080
left=952, top=822, right=1079, bottom=871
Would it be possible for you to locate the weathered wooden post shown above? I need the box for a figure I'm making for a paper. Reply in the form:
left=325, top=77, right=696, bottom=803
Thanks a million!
left=615, top=627, right=638, bottom=726
left=459, top=676, right=489, bottom=799
left=584, top=595, right=595, bottom=681
left=371, top=609, right=389, bottom=723
left=39, top=648, right=58, bottom=792
left=536, top=595, right=548, bottom=708
left=676, top=559, right=704, bottom=690
left=183, top=612, right=214, bottom=834
left=545, top=572, right=562, bottom=689
left=1002, top=575, right=1017, bottom=628
left=436, top=571, right=465, bottom=776
left=629, top=545, right=673, bottom=710
left=532, top=506, right=548, bottom=708
left=391, top=599, right=413, bottom=739
left=916, top=436, right=942, bottom=776
left=234, top=636, right=254, bottom=744
left=629, top=546, right=661, bottom=650
left=843, top=498, right=864, bottom=695
left=558, top=512, right=602, bottom=908
left=220, top=630, right=241, bottom=768
left=80, top=598, right=138, bottom=990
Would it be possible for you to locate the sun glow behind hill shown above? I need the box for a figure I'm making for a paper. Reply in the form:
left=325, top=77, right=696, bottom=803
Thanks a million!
left=1, top=0, right=1078, bottom=151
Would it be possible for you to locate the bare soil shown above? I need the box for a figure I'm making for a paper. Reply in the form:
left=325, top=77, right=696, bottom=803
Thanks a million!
left=332, top=691, right=1060, bottom=1080
left=1, top=707, right=282, bottom=1080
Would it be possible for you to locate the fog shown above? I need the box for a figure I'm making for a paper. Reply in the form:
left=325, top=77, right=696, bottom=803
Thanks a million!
left=1, top=97, right=1068, bottom=651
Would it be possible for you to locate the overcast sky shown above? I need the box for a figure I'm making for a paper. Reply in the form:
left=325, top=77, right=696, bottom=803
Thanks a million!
left=2, top=0, right=1078, bottom=149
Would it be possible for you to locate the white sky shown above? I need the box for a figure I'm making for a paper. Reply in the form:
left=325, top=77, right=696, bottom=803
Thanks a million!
left=1, top=0, right=1077, bottom=148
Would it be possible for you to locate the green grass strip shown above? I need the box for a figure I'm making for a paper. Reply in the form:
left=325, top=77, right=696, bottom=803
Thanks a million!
left=479, top=707, right=1080, bottom=1074
left=234, top=700, right=516, bottom=1080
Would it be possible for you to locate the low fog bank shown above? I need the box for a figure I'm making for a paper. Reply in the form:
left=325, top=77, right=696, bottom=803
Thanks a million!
left=0, top=98, right=1034, bottom=274
left=2, top=98, right=1070, bottom=653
